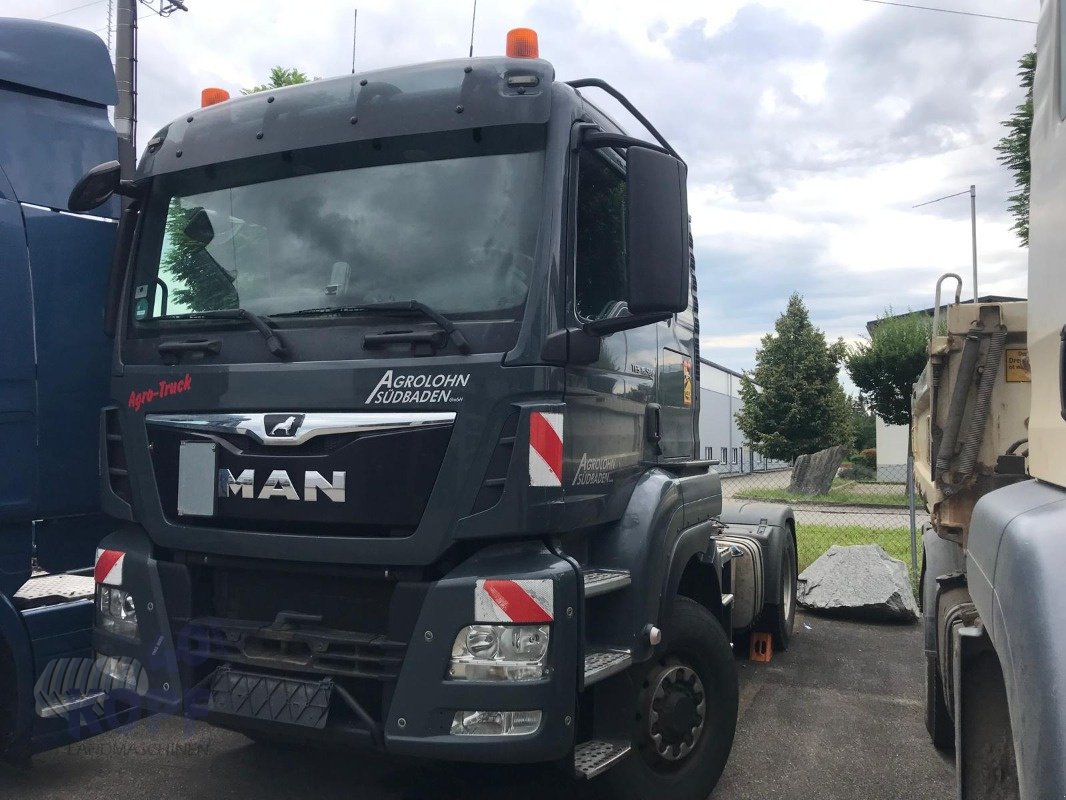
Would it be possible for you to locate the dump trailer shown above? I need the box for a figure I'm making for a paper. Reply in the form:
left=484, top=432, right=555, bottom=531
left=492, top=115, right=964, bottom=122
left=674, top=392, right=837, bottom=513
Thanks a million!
left=73, top=28, right=797, bottom=799
left=914, top=3, right=1066, bottom=796
left=0, top=19, right=132, bottom=760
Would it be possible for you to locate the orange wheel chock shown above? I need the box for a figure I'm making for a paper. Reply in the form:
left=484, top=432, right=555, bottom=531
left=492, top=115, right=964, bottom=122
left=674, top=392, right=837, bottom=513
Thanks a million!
left=749, top=632, right=773, bottom=663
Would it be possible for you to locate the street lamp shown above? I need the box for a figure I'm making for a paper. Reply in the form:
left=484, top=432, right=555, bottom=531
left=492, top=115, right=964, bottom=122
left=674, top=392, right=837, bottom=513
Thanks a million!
left=913, top=185, right=979, bottom=303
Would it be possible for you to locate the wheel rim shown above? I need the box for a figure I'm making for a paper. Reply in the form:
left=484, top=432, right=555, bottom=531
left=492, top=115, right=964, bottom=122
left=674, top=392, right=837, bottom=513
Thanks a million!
left=783, top=549, right=796, bottom=621
left=643, top=661, right=707, bottom=763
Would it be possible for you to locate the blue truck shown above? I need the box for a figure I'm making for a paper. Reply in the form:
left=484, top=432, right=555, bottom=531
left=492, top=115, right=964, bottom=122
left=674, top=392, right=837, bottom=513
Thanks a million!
left=0, top=18, right=126, bottom=761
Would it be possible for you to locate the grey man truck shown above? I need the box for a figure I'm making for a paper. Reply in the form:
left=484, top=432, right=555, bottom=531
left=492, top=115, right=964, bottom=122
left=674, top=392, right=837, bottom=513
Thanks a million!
left=71, top=28, right=797, bottom=799
left=914, top=2, right=1066, bottom=797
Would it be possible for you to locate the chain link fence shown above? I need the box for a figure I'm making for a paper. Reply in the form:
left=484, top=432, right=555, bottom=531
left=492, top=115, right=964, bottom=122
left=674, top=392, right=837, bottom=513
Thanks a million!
left=718, top=457, right=925, bottom=589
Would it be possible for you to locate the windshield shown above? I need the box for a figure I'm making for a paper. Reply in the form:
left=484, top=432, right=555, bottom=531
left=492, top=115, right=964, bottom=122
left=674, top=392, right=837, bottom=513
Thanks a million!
left=130, top=135, right=545, bottom=323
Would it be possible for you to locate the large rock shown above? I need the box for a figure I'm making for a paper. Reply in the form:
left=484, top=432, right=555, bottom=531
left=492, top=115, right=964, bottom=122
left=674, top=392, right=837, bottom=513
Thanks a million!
left=788, top=445, right=848, bottom=495
left=797, top=544, right=919, bottom=621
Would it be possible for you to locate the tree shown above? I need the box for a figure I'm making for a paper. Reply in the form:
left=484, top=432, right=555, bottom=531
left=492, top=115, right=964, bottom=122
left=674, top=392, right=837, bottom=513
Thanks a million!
left=849, top=396, right=876, bottom=453
left=995, top=51, right=1035, bottom=247
left=736, top=293, right=851, bottom=462
left=846, top=310, right=931, bottom=428
left=242, top=66, right=312, bottom=95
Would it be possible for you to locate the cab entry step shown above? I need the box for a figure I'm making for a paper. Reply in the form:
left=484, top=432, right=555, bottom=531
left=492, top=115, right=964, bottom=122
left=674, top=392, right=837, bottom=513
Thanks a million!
left=574, top=739, right=632, bottom=778
left=583, top=648, right=632, bottom=686
left=582, top=568, right=631, bottom=598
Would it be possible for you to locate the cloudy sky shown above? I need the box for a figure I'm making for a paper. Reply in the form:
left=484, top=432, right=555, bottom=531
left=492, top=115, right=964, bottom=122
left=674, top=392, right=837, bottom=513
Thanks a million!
left=9, top=0, right=1037, bottom=378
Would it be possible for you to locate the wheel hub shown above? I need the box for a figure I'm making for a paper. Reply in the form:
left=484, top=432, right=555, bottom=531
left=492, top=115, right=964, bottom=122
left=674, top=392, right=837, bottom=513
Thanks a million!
left=645, top=662, right=706, bottom=762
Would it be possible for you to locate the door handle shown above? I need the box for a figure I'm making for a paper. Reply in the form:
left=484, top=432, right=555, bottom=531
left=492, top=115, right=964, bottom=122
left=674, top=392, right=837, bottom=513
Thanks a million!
left=157, top=338, right=222, bottom=365
left=645, top=403, right=661, bottom=443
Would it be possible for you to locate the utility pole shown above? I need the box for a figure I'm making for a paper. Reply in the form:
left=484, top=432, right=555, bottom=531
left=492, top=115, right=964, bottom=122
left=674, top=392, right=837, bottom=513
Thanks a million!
left=114, top=0, right=137, bottom=178
left=114, top=0, right=188, bottom=180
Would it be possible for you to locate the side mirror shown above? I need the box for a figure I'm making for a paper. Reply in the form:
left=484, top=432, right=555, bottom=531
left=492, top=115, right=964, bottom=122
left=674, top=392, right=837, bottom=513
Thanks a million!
left=68, top=160, right=122, bottom=212
left=183, top=207, right=216, bottom=245
left=624, top=146, right=689, bottom=315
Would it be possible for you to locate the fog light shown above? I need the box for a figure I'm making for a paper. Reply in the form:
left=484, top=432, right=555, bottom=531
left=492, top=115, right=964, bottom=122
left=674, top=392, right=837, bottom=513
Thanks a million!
left=96, top=586, right=139, bottom=640
left=450, top=710, right=542, bottom=736
left=449, top=624, right=549, bottom=681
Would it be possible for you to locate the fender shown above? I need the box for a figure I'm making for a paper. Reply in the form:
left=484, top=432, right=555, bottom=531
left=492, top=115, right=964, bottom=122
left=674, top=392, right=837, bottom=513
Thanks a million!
left=718, top=499, right=796, bottom=609
left=920, top=524, right=965, bottom=659
left=0, top=591, right=34, bottom=760
left=967, top=479, right=1066, bottom=798
left=92, top=525, right=185, bottom=715
left=588, top=469, right=719, bottom=661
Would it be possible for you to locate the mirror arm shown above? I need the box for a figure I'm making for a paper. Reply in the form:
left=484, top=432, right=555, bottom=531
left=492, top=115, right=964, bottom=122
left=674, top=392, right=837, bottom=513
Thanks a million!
left=584, top=311, right=671, bottom=337
left=570, top=122, right=597, bottom=152
left=117, top=179, right=144, bottom=199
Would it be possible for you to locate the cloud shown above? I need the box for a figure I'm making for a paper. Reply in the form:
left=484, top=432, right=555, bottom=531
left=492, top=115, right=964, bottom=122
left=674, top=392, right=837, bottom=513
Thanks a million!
left=19, top=0, right=1033, bottom=385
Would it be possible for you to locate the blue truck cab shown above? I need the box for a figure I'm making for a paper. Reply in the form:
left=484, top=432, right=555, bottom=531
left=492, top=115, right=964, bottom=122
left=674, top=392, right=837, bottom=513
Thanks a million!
left=0, top=18, right=122, bottom=759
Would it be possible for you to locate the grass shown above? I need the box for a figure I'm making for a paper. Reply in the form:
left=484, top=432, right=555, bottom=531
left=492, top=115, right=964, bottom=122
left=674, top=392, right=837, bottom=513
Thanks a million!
left=736, top=478, right=909, bottom=508
left=797, top=523, right=917, bottom=592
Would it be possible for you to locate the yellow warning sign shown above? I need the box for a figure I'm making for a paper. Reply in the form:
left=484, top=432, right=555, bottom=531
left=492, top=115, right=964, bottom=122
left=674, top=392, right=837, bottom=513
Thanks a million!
left=683, top=359, right=693, bottom=407
left=1006, top=348, right=1031, bottom=383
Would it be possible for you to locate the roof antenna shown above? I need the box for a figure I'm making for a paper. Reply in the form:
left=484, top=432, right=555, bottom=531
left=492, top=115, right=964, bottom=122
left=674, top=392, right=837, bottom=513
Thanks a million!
left=351, top=8, right=358, bottom=74
left=468, top=0, right=477, bottom=57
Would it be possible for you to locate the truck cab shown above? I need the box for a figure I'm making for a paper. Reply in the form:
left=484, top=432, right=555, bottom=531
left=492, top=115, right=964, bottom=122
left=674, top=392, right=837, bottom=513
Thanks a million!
left=0, top=18, right=126, bottom=760
left=80, top=31, right=796, bottom=799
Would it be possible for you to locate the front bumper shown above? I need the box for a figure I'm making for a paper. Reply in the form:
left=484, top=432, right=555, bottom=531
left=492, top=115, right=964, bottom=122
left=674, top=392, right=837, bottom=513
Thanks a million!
left=93, top=526, right=580, bottom=763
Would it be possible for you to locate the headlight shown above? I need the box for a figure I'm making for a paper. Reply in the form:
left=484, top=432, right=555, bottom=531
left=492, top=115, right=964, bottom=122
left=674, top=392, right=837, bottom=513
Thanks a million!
left=448, top=624, right=550, bottom=681
left=97, top=586, right=139, bottom=640
left=450, top=710, right=542, bottom=736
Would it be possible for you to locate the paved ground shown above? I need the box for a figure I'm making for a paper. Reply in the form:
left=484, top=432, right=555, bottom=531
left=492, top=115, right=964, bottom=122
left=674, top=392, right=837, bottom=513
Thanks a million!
left=0, top=612, right=952, bottom=799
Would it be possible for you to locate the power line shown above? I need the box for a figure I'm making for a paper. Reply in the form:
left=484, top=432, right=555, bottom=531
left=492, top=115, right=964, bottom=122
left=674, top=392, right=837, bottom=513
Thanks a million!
left=861, top=0, right=1037, bottom=25
left=37, top=0, right=106, bottom=21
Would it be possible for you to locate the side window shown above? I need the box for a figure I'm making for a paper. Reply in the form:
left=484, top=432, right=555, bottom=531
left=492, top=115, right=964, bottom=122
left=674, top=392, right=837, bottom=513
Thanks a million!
left=575, top=150, right=627, bottom=321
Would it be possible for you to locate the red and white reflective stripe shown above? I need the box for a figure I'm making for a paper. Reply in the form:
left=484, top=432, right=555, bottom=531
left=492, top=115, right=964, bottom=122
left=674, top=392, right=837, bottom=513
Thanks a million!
left=475, top=578, right=553, bottom=623
left=94, top=549, right=125, bottom=586
left=528, top=411, right=563, bottom=487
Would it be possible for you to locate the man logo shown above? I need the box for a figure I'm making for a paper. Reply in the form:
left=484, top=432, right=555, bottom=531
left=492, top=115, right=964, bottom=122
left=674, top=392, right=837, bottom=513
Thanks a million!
left=264, top=414, right=304, bottom=438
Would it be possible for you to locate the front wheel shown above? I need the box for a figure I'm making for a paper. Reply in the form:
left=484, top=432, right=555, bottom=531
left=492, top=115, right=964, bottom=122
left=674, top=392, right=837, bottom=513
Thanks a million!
left=601, top=597, right=738, bottom=800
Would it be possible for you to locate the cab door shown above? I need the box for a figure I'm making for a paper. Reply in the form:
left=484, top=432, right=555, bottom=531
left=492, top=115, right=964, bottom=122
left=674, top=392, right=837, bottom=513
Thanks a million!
left=563, top=144, right=646, bottom=500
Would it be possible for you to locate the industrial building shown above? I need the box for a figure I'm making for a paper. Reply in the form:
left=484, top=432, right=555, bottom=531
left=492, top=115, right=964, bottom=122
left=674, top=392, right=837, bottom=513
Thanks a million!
left=697, top=358, right=789, bottom=475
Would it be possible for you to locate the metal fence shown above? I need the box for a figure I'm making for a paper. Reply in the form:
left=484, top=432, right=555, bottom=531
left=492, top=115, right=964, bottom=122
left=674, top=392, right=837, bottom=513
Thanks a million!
left=719, top=462, right=925, bottom=586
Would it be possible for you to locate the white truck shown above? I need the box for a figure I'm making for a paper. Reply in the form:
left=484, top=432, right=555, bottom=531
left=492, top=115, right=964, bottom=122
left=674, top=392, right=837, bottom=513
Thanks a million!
left=913, top=2, right=1066, bottom=797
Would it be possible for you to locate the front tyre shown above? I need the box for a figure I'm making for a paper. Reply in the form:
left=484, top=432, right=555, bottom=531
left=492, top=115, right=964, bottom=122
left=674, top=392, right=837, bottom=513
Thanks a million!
left=602, top=597, right=738, bottom=800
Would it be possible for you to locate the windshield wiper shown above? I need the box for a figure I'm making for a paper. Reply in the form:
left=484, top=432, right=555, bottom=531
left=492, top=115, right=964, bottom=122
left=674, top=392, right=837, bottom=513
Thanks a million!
left=185, top=308, right=289, bottom=359
left=273, top=300, right=470, bottom=354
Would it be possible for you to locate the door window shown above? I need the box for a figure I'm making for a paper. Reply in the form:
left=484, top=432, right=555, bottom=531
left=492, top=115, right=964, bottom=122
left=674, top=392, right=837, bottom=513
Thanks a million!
left=575, top=150, right=627, bottom=321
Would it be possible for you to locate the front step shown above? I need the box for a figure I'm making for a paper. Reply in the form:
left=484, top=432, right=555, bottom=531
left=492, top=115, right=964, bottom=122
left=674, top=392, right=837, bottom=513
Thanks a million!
left=574, top=739, right=632, bottom=779
left=584, top=648, right=632, bottom=686
left=583, top=568, right=631, bottom=598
